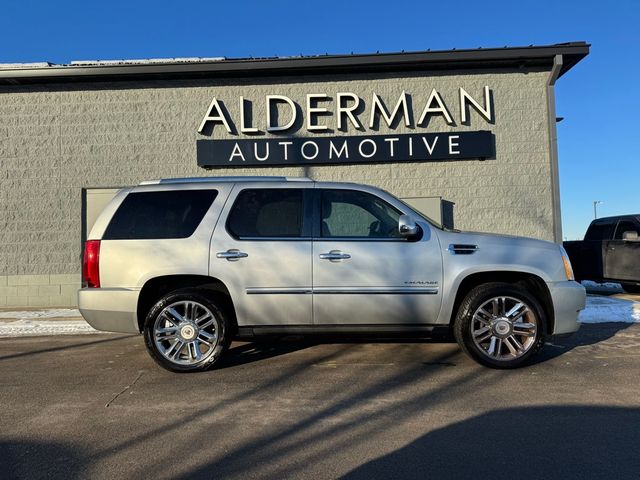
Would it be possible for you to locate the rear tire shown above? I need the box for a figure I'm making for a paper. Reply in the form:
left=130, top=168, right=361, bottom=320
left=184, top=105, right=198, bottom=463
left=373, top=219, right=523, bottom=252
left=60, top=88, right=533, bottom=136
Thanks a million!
left=453, top=282, right=546, bottom=369
left=143, top=289, right=231, bottom=373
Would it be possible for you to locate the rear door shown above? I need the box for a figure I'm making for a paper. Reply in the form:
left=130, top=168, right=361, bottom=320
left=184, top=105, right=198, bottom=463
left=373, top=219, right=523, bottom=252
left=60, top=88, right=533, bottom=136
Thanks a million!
left=209, top=184, right=313, bottom=326
left=312, top=187, right=443, bottom=325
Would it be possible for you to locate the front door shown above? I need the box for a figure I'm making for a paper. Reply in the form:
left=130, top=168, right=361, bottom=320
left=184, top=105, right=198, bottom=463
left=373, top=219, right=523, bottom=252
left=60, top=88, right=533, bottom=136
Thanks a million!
left=209, top=185, right=313, bottom=326
left=604, top=218, right=640, bottom=282
left=312, top=188, right=443, bottom=325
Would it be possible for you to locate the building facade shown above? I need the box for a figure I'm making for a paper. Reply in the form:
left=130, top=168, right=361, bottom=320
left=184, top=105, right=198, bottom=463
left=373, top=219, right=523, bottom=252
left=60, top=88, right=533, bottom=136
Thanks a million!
left=0, top=43, right=589, bottom=307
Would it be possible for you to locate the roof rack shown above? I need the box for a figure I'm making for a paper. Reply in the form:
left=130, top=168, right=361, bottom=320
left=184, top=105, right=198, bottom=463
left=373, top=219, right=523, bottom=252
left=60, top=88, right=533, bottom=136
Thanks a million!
left=139, top=176, right=313, bottom=185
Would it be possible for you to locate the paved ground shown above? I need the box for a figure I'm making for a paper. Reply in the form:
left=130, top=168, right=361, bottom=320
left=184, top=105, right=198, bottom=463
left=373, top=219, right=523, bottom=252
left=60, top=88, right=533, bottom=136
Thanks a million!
left=1, top=323, right=639, bottom=480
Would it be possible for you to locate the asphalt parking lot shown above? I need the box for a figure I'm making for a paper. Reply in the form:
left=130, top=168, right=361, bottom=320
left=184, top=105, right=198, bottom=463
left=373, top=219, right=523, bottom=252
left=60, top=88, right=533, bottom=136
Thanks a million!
left=1, top=321, right=639, bottom=480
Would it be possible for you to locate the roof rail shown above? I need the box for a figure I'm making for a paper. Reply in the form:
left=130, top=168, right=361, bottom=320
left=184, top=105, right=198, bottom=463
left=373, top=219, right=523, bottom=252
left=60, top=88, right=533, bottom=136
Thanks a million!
left=139, top=176, right=313, bottom=185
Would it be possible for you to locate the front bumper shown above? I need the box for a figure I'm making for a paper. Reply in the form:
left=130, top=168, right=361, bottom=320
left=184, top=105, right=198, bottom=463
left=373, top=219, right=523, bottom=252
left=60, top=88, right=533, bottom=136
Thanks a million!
left=78, top=287, right=141, bottom=334
left=547, top=280, right=586, bottom=335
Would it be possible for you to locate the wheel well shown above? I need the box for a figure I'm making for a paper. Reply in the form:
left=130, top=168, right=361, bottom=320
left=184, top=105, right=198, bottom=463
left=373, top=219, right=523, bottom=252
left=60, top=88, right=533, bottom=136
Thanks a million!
left=136, top=275, right=237, bottom=333
left=450, top=271, right=554, bottom=333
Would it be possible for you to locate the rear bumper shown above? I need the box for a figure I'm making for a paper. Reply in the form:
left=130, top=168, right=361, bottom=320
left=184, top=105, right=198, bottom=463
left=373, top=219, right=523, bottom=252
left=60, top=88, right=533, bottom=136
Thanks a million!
left=547, top=280, right=586, bottom=335
left=78, top=288, right=141, bottom=334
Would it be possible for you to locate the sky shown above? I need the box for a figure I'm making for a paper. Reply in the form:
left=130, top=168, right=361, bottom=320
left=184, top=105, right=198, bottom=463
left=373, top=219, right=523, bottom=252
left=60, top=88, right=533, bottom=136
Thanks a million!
left=1, top=0, right=638, bottom=240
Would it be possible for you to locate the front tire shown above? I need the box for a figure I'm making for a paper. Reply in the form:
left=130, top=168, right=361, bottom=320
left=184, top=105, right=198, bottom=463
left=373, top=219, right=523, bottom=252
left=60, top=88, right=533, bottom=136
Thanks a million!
left=453, top=282, right=546, bottom=369
left=143, top=290, right=230, bottom=373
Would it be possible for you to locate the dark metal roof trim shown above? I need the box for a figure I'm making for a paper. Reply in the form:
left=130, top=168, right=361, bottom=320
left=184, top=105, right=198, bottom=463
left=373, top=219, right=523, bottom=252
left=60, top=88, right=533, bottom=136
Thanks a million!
left=0, top=42, right=589, bottom=86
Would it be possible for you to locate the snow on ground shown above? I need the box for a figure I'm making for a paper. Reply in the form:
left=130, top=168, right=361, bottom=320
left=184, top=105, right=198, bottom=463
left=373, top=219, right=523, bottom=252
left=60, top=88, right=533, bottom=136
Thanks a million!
left=0, top=308, right=80, bottom=319
left=0, top=309, right=97, bottom=337
left=0, top=319, right=98, bottom=337
left=581, top=280, right=624, bottom=294
left=579, top=295, right=640, bottom=324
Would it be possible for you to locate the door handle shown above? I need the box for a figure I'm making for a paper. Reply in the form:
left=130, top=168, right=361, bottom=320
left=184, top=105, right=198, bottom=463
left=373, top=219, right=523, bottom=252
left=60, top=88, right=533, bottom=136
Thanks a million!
left=216, top=249, right=248, bottom=261
left=319, top=250, right=351, bottom=261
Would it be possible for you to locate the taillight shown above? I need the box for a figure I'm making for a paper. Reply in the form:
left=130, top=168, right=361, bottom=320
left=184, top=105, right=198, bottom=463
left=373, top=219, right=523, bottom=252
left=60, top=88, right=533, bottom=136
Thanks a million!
left=82, top=240, right=101, bottom=288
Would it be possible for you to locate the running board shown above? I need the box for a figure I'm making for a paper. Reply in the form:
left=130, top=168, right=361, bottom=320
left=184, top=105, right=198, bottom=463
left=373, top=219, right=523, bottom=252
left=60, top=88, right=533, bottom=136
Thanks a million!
left=236, top=324, right=450, bottom=338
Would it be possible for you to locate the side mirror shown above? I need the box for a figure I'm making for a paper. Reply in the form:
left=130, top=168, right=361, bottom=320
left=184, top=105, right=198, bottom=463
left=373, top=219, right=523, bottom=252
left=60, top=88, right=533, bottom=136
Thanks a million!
left=622, top=231, right=639, bottom=241
left=399, top=214, right=419, bottom=238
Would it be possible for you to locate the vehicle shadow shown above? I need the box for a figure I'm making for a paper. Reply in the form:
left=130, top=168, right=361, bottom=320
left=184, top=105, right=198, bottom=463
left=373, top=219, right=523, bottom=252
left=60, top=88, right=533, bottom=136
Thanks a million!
left=340, top=406, right=640, bottom=480
left=219, top=332, right=457, bottom=369
left=217, top=338, right=318, bottom=368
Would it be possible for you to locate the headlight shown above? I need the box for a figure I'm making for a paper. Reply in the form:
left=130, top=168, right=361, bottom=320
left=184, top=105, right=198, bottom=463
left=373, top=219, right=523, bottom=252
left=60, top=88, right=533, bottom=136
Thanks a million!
left=559, top=246, right=574, bottom=281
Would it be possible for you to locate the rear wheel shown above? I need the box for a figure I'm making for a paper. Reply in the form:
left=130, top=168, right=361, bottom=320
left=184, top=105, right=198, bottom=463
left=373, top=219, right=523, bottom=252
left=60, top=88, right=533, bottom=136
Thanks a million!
left=454, top=283, right=546, bottom=369
left=143, top=290, right=230, bottom=373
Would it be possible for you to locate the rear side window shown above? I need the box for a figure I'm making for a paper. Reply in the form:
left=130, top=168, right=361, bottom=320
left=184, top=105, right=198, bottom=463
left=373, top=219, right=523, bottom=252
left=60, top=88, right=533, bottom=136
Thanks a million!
left=227, top=189, right=305, bottom=238
left=103, top=190, right=217, bottom=240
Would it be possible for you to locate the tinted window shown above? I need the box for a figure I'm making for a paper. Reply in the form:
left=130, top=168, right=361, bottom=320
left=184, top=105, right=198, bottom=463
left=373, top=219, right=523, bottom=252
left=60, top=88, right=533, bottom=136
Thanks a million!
left=614, top=220, right=640, bottom=240
left=103, top=190, right=217, bottom=240
left=584, top=220, right=616, bottom=241
left=321, top=190, right=402, bottom=238
left=227, top=189, right=305, bottom=238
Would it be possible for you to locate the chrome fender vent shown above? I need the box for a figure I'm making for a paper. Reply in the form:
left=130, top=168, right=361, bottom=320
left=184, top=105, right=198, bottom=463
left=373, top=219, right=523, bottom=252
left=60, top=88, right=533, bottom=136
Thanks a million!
left=448, top=244, right=479, bottom=255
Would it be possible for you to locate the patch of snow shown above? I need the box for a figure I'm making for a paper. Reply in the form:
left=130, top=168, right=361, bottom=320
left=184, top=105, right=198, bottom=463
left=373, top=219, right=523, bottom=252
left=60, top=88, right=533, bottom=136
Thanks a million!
left=0, top=319, right=98, bottom=337
left=0, top=309, right=81, bottom=319
left=581, top=280, right=624, bottom=293
left=579, top=295, right=640, bottom=324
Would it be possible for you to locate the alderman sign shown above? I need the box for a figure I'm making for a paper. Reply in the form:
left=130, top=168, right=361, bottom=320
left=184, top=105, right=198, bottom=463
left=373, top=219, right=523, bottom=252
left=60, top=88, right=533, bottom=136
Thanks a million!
left=196, top=88, right=496, bottom=168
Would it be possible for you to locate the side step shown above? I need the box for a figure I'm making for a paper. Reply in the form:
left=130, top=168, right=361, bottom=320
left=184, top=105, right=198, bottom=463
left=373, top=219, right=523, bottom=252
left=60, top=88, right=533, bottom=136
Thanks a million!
left=236, top=324, right=451, bottom=338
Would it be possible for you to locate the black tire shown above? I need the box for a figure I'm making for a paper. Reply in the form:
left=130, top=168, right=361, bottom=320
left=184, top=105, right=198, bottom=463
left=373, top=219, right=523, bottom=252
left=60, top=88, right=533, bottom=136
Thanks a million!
left=621, top=283, right=640, bottom=294
left=143, top=289, right=231, bottom=373
left=453, top=282, right=546, bottom=369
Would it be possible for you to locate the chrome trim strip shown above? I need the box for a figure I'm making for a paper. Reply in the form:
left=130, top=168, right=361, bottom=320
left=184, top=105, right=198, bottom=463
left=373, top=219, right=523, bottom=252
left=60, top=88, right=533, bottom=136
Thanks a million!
left=313, top=287, right=438, bottom=295
left=246, top=288, right=312, bottom=295
left=236, top=237, right=311, bottom=241
left=246, top=287, right=438, bottom=295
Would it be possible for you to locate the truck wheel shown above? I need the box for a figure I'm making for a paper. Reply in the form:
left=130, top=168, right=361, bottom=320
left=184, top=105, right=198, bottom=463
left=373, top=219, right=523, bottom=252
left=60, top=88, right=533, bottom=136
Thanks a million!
left=621, top=283, right=640, bottom=294
left=453, top=283, right=546, bottom=369
left=143, top=290, right=230, bottom=373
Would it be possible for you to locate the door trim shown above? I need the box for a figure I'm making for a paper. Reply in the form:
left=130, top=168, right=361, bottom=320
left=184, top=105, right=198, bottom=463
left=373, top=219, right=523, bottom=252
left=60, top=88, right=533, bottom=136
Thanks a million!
left=246, top=287, right=312, bottom=295
left=313, top=287, right=438, bottom=295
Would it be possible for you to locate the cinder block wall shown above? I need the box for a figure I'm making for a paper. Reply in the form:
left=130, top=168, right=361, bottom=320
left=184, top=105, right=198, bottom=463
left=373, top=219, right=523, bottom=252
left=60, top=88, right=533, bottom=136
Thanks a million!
left=0, top=68, right=554, bottom=307
left=0, top=274, right=78, bottom=307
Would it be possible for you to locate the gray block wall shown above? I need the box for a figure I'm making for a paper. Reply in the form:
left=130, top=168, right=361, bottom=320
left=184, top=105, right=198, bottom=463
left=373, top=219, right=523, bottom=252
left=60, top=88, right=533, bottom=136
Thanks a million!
left=0, top=67, right=556, bottom=307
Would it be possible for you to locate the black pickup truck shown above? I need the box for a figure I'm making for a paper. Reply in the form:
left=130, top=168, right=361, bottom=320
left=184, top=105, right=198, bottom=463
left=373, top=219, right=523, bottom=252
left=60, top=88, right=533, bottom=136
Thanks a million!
left=564, top=215, right=640, bottom=293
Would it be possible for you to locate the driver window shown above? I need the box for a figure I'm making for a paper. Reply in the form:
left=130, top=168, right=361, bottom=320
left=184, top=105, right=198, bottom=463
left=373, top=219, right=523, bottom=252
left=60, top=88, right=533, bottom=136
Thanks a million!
left=321, top=190, right=402, bottom=239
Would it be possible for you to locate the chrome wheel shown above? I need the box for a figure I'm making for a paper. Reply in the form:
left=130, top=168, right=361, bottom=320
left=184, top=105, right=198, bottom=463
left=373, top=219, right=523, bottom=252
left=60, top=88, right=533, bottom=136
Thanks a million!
left=471, top=296, right=538, bottom=361
left=153, top=300, right=220, bottom=366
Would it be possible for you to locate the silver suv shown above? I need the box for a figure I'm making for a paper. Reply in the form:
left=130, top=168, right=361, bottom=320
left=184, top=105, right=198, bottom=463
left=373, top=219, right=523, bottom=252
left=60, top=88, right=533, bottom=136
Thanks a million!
left=78, top=177, right=585, bottom=372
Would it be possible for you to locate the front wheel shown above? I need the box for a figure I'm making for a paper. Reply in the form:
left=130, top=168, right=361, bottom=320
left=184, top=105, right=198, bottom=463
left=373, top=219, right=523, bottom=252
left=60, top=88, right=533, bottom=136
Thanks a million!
left=143, top=290, right=230, bottom=373
left=453, top=283, right=546, bottom=369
